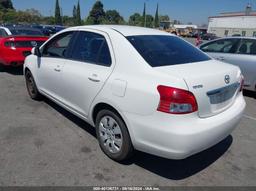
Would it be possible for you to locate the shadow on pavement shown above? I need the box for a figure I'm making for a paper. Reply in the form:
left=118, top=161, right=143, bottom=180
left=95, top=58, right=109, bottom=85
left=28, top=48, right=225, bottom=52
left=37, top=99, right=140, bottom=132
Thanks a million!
left=243, top=90, right=256, bottom=99
left=130, top=135, right=232, bottom=180
left=0, top=66, right=23, bottom=76
left=43, top=97, right=233, bottom=180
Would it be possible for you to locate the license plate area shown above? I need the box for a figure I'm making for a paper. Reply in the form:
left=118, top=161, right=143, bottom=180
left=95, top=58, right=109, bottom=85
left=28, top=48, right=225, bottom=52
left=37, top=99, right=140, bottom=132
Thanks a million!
left=207, top=83, right=239, bottom=104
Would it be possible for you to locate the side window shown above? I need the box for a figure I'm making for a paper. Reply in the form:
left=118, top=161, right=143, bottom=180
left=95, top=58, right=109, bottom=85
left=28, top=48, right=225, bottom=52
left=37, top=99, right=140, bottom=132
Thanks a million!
left=71, top=31, right=112, bottom=66
left=0, top=29, right=7, bottom=37
left=237, top=39, right=256, bottom=55
left=42, top=32, right=74, bottom=58
left=200, top=39, right=240, bottom=53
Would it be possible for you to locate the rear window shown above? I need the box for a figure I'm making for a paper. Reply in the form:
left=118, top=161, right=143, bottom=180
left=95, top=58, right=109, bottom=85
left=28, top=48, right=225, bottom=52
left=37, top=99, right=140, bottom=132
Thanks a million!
left=127, top=35, right=210, bottom=67
left=9, top=28, right=43, bottom=36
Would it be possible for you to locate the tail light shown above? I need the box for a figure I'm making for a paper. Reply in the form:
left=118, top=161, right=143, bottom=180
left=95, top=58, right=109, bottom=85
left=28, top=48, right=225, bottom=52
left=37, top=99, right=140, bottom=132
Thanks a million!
left=240, top=75, right=244, bottom=92
left=4, top=41, right=16, bottom=48
left=157, top=85, right=198, bottom=114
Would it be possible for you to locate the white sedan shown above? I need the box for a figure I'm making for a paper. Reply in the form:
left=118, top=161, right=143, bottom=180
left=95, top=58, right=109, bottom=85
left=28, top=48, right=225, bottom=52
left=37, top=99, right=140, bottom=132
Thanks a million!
left=24, top=25, right=246, bottom=161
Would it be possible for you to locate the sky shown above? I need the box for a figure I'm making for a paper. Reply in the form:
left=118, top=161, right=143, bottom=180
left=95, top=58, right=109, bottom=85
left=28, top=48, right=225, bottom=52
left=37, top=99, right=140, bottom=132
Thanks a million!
left=11, top=0, right=256, bottom=25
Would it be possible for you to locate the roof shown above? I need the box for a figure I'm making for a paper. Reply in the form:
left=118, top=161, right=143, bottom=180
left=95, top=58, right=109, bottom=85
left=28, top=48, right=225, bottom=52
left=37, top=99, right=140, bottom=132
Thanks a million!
left=67, top=25, right=171, bottom=36
left=209, top=14, right=256, bottom=19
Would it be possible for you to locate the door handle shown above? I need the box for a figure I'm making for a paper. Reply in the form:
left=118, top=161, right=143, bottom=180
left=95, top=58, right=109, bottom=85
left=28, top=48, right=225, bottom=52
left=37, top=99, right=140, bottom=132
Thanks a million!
left=54, top=68, right=61, bottom=72
left=88, top=77, right=100, bottom=82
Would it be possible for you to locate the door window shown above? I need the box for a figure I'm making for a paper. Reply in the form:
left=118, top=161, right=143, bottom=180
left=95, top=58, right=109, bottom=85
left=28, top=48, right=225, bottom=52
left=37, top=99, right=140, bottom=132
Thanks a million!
left=42, top=32, right=74, bottom=58
left=71, top=31, right=112, bottom=66
left=0, top=29, right=8, bottom=37
left=200, top=38, right=240, bottom=53
left=236, top=39, right=256, bottom=55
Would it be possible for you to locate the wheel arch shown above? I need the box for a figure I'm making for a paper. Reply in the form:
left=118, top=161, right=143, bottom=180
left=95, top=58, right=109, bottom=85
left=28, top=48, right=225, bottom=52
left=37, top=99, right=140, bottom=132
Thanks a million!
left=91, top=102, right=135, bottom=145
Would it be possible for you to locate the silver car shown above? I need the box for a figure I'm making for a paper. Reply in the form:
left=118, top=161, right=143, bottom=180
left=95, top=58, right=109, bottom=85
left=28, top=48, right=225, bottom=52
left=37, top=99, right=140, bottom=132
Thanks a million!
left=199, top=37, right=256, bottom=92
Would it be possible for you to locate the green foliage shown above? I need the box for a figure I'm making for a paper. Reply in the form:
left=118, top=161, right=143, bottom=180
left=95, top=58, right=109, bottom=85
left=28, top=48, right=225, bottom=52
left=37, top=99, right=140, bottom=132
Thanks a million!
left=73, top=5, right=77, bottom=19
left=76, top=1, right=82, bottom=25
left=154, top=4, right=159, bottom=28
left=160, top=15, right=170, bottom=22
left=0, top=0, right=14, bottom=11
left=104, top=10, right=124, bottom=24
left=145, top=14, right=154, bottom=28
left=142, top=2, right=146, bottom=27
left=128, top=13, right=142, bottom=26
left=86, top=0, right=105, bottom=25
left=55, top=0, right=62, bottom=25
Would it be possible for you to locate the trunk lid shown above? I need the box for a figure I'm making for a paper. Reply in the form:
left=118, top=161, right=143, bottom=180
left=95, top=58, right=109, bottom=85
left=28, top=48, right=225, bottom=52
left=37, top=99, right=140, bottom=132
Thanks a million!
left=154, top=60, right=241, bottom=118
left=4, top=36, right=48, bottom=48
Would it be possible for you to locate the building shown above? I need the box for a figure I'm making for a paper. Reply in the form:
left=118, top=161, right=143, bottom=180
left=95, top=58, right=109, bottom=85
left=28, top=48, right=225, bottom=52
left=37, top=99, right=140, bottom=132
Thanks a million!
left=208, top=4, right=256, bottom=37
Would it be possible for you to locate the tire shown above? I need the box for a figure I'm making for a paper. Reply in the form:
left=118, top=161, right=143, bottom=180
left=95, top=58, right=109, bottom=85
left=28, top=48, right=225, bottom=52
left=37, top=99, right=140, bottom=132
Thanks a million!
left=25, top=70, right=42, bottom=100
left=96, top=109, right=134, bottom=161
left=0, top=64, right=4, bottom=72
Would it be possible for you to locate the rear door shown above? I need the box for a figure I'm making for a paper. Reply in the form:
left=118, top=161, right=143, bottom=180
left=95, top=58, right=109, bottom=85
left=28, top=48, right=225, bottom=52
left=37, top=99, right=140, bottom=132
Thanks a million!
left=227, top=39, right=256, bottom=89
left=59, top=30, right=114, bottom=117
left=200, top=38, right=241, bottom=62
left=201, top=38, right=256, bottom=90
left=37, top=31, right=75, bottom=100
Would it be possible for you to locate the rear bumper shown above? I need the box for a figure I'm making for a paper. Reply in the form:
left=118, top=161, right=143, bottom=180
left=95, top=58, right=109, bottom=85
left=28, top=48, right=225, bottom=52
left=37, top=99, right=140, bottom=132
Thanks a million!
left=124, top=93, right=246, bottom=159
left=0, top=48, right=31, bottom=67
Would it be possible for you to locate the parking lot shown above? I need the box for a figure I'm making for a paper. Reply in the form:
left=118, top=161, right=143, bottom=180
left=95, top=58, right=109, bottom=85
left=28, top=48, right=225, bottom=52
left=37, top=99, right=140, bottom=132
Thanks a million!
left=0, top=67, right=255, bottom=186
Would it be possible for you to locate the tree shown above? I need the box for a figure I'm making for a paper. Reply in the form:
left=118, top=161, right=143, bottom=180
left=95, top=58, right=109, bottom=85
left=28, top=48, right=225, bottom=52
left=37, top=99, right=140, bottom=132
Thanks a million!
left=142, top=2, right=146, bottom=27
left=154, top=3, right=159, bottom=28
left=104, top=10, right=124, bottom=24
left=76, top=1, right=82, bottom=25
left=145, top=14, right=154, bottom=28
left=86, top=0, right=105, bottom=25
left=0, top=0, right=14, bottom=11
left=73, top=5, right=77, bottom=20
left=160, top=15, right=170, bottom=22
left=129, top=13, right=142, bottom=26
left=55, top=0, right=62, bottom=25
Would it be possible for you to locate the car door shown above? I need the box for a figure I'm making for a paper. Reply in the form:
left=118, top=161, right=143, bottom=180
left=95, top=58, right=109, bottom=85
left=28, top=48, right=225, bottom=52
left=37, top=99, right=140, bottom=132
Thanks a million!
left=201, top=38, right=256, bottom=90
left=200, top=38, right=241, bottom=62
left=37, top=31, right=75, bottom=100
left=59, top=30, right=114, bottom=117
left=221, top=39, right=256, bottom=89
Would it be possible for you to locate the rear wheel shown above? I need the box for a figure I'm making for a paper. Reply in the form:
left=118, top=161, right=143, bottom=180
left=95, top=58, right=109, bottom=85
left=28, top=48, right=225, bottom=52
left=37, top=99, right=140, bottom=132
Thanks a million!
left=25, top=70, right=42, bottom=100
left=96, top=109, right=134, bottom=161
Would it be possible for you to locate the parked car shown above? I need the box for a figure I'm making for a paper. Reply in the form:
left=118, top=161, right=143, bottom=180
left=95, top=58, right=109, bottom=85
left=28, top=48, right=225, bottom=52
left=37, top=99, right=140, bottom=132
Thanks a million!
left=199, top=37, right=256, bottom=92
left=0, top=26, right=48, bottom=69
left=24, top=25, right=245, bottom=161
left=200, top=33, right=219, bottom=41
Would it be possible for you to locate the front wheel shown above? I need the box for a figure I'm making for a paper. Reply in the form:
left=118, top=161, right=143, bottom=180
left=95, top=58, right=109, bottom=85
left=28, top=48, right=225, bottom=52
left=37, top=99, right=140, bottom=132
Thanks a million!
left=25, top=70, right=42, bottom=100
left=96, top=110, right=134, bottom=161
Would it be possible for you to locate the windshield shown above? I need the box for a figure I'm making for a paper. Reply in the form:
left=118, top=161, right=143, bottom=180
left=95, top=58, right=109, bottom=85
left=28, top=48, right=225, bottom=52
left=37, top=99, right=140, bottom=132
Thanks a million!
left=127, top=35, right=211, bottom=67
left=9, top=28, right=43, bottom=36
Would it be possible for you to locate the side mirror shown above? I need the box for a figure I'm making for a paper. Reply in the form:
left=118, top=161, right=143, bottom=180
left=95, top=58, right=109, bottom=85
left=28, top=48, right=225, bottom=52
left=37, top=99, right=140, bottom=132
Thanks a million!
left=32, top=47, right=41, bottom=57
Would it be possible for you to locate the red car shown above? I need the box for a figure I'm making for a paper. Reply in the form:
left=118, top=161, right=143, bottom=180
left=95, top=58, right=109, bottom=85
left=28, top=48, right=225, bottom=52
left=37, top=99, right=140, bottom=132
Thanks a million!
left=0, top=26, right=48, bottom=68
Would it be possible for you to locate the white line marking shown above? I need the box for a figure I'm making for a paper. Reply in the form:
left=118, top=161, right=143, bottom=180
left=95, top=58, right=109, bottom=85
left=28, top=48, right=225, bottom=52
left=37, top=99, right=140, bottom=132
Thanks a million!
left=243, top=115, right=256, bottom=121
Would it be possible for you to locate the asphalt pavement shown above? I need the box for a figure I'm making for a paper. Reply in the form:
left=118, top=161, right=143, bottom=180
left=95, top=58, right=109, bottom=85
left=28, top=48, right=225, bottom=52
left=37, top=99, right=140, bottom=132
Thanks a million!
left=0, top=68, right=255, bottom=186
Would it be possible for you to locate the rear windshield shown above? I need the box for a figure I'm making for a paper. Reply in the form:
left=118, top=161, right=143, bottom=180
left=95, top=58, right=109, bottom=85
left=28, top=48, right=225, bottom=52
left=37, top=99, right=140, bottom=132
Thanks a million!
left=127, top=35, right=210, bottom=67
left=9, top=28, right=43, bottom=36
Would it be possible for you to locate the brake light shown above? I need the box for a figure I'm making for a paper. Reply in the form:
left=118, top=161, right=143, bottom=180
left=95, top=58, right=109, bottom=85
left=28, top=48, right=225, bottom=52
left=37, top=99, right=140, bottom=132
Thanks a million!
left=4, top=41, right=15, bottom=48
left=157, top=85, right=198, bottom=114
left=240, top=75, right=244, bottom=92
